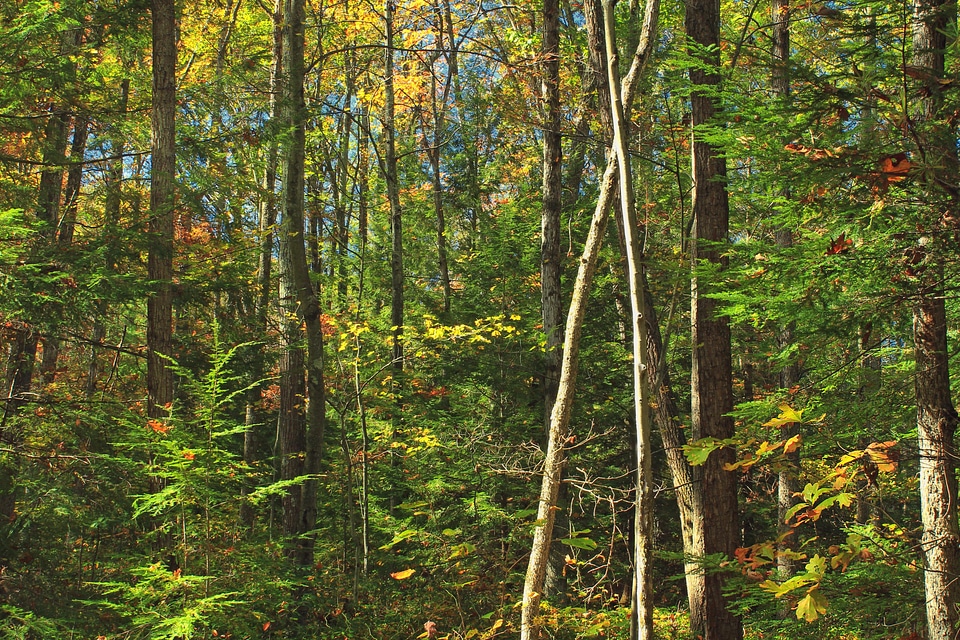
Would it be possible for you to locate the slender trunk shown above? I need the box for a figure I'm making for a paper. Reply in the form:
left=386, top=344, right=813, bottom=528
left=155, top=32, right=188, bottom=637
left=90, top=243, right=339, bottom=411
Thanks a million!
left=539, top=0, right=568, bottom=602
left=57, top=115, right=89, bottom=249
left=520, top=9, right=660, bottom=635
left=770, top=0, right=800, bottom=580
left=279, top=0, right=326, bottom=566
left=242, top=0, right=283, bottom=528
left=384, top=0, right=405, bottom=513
left=601, top=2, right=658, bottom=637
left=541, top=0, right=563, bottom=435
left=147, top=0, right=177, bottom=420
left=912, top=0, right=960, bottom=634
left=686, top=0, right=742, bottom=633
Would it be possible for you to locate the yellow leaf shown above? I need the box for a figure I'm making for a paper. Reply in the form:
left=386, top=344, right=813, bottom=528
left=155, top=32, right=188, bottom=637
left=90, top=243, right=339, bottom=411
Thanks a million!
left=763, top=404, right=805, bottom=428
left=783, top=434, right=803, bottom=454
left=390, top=568, right=416, bottom=580
left=796, top=588, right=828, bottom=622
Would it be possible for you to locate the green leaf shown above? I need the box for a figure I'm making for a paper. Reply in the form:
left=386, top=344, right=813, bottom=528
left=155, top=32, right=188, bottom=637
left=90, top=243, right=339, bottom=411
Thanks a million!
left=560, top=537, right=598, bottom=550
left=683, top=437, right=724, bottom=466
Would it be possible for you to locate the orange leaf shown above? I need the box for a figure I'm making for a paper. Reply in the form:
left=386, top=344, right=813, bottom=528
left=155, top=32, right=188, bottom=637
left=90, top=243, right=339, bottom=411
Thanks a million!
left=880, top=153, right=911, bottom=181
left=391, top=568, right=416, bottom=580
left=263, top=621, right=271, bottom=631
left=783, top=434, right=803, bottom=454
left=182, top=450, right=195, bottom=460
left=147, top=419, right=171, bottom=434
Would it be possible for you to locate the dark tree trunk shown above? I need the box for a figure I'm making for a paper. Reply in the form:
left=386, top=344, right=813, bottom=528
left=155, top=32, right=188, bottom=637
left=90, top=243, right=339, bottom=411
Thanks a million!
left=147, top=0, right=177, bottom=421
left=278, top=0, right=326, bottom=566
left=686, top=0, right=742, bottom=634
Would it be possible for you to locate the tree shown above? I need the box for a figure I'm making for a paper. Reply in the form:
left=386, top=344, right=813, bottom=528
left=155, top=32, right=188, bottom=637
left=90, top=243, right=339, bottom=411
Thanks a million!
left=685, top=0, right=742, bottom=633
left=147, top=0, right=176, bottom=422
left=278, top=0, right=326, bottom=566
left=911, top=0, right=960, bottom=633
left=521, top=1, right=660, bottom=634
left=600, top=3, right=658, bottom=638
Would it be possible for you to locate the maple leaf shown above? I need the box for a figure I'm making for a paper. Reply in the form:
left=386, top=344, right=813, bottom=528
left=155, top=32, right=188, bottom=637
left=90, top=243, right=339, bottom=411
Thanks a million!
left=826, top=232, right=853, bottom=255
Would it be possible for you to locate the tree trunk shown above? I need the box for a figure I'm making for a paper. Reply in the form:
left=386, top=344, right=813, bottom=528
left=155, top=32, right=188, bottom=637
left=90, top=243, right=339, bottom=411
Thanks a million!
left=384, top=0, right=405, bottom=513
left=686, top=0, right=742, bottom=633
left=279, top=0, right=326, bottom=566
left=770, top=0, right=800, bottom=581
left=539, top=0, right=569, bottom=602
left=912, top=0, right=960, bottom=634
left=520, top=6, right=660, bottom=634
left=242, top=0, right=283, bottom=528
left=147, top=0, right=177, bottom=421
left=600, top=2, right=659, bottom=637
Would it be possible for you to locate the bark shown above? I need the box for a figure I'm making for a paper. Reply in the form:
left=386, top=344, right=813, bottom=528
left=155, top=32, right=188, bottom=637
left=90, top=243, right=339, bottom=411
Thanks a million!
left=520, top=4, right=660, bottom=634
left=540, top=0, right=567, bottom=601
left=686, top=0, right=742, bottom=633
left=912, top=0, right=960, bottom=634
left=427, top=15, right=452, bottom=316
left=642, top=273, right=703, bottom=614
left=242, top=0, right=283, bottom=528
left=541, top=0, right=563, bottom=435
left=279, top=0, right=326, bottom=566
left=57, top=115, right=89, bottom=250
left=770, top=0, right=800, bottom=580
left=384, top=0, right=405, bottom=513
left=147, top=0, right=177, bottom=421
left=601, top=2, right=659, bottom=637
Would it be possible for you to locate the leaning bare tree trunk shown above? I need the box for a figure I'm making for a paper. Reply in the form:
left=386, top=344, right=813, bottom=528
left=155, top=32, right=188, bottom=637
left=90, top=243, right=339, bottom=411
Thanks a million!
left=686, top=0, right=742, bottom=633
left=147, top=0, right=176, bottom=421
left=520, top=3, right=660, bottom=634
left=600, top=2, right=658, bottom=638
left=912, top=0, right=960, bottom=635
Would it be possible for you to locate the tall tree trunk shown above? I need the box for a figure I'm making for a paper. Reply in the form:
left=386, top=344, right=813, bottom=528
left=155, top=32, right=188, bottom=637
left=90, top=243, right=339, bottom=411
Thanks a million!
left=147, top=0, right=177, bottom=421
left=600, top=3, right=658, bottom=638
left=520, top=7, right=659, bottom=634
left=541, top=0, right=563, bottom=438
left=911, top=0, right=960, bottom=634
left=242, top=0, right=283, bottom=528
left=770, top=0, right=800, bottom=581
left=383, top=0, right=405, bottom=513
left=686, top=0, right=742, bottom=633
left=279, top=0, right=326, bottom=566
left=539, top=0, right=569, bottom=602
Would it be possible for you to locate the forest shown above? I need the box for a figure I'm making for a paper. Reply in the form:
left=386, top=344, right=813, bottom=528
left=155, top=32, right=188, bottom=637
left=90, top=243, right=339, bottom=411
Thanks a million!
left=1, top=0, right=959, bottom=637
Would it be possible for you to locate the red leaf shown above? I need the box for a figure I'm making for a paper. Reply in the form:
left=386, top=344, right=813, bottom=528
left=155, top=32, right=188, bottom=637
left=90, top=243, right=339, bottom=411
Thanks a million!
left=826, top=233, right=853, bottom=255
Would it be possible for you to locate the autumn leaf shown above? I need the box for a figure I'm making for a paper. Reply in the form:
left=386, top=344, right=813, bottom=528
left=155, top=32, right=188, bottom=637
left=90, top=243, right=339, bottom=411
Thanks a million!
left=763, top=405, right=805, bottom=428
left=783, top=434, right=803, bottom=454
left=147, top=419, right=171, bottom=434
left=826, top=232, right=853, bottom=255
left=182, top=450, right=195, bottom=460
left=391, top=568, right=416, bottom=580
left=879, top=153, right=911, bottom=182
left=796, top=588, right=829, bottom=622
